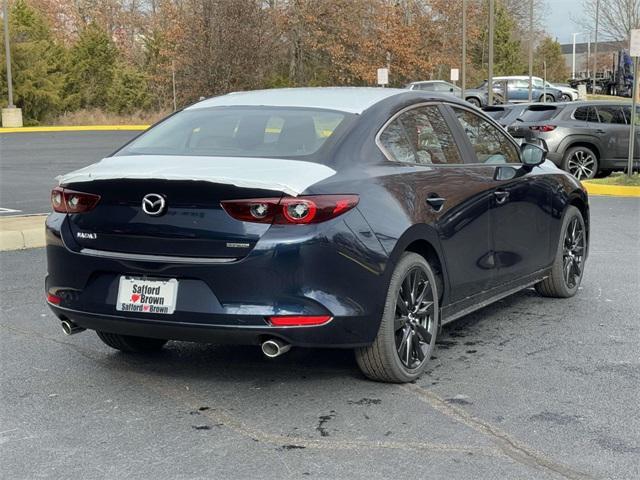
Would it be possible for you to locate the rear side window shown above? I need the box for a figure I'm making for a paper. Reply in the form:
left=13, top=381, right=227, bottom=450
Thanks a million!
left=483, top=108, right=508, bottom=120
left=452, top=107, right=520, bottom=164
left=378, top=105, right=462, bottom=165
left=573, top=106, right=598, bottom=122
left=595, top=105, right=627, bottom=124
left=116, top=107, right=348, bottom=159
left=519, top=106, right=559, bottom=122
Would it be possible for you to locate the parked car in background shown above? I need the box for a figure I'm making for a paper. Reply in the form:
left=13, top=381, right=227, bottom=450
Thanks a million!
left=406, top=80, right=504, bottom=107
left=46, top=87, right=589, bottom=383
left=507, top=101, right=639, bottom=179
left=546, top=82, right=580, bottom=102
left=480, top=76, right=563, bottom=103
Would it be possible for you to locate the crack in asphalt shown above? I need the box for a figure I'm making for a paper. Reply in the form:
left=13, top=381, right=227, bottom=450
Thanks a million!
left=402, top=383, right=595, bottom=480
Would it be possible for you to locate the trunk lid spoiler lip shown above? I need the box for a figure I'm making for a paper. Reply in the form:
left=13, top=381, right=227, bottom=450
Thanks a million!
left=56, top=155, right=337, bottom=197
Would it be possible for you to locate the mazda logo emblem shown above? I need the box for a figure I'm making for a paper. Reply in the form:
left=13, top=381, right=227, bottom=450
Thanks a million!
left=142, top=193, right=166, bottom=216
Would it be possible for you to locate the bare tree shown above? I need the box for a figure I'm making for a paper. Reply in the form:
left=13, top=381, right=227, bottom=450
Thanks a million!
left=578, top=0, right=640, bottom=43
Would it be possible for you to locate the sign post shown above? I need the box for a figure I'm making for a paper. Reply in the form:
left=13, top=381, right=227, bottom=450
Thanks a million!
left=377, top=68, right=389, bottom=88
left=628, top=29, right=640, bottom=177
left=450, top=68, right=459, bottom=85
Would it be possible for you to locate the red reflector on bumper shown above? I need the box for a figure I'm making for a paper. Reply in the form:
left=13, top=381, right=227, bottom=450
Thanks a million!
left=268, top=315, right=332, bottom=327
left=47, top=293, right=62, bottom=305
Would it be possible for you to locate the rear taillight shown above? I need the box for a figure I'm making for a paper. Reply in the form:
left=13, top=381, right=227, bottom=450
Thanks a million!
left=267, top=315, right=332, bottom=327
left=51, top=187, right=100, bottom=214
left=221, top=195, right=359, bottom=225
left=529, top=125, right=556, bottom=132
left=46, top=293, right=61, bottom=305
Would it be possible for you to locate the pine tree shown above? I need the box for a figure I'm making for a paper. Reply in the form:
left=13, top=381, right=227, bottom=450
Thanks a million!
left=64, top=23, right=117, bottom=110
left=535, top=37, right=568, bottom=83
left=0, top=0, right=64, bottom=124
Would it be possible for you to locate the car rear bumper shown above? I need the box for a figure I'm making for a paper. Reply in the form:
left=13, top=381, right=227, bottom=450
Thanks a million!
left=45, top=212, right=390, bottom=348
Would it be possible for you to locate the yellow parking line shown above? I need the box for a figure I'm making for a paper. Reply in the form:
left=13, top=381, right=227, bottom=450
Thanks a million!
left=582, top=182, right=640, bottom=198
left=0, top=125, right=149, bottom=133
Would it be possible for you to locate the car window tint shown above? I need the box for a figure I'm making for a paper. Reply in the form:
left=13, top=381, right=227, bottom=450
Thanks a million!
left=596, top=105, right=627, bottom=124
left=415, top=83, right=433, bottom=91
left=622, top=106, right=640, bottom=124
left=452, top=107, right=520, bottom=164
left=400, top=106, right=462, bottom=165
left=573, top=106, right=598, bottom=122
left=379, top=118, right=416, bottom=163
left=116, top=107, right=348, bottom=159
left=519, top=106, right=559, bottom=122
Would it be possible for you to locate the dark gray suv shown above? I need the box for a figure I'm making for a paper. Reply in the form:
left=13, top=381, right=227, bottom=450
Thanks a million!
left=507, top=102, right=639, bottom=179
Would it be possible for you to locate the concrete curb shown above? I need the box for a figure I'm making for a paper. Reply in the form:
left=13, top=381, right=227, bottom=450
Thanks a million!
left=582, top=182, right=640, bottom=198
left=0, top=125, right=149, bottom=133
left=0, top=215, right=47, bottom=251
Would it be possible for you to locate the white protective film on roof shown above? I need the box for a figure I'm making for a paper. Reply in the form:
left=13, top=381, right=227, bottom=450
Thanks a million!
left=56, top=155, right=337, bottom=197
left=188, top=87, right=408, bottom=114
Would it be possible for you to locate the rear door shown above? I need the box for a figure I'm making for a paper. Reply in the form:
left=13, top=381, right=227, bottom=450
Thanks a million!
left=446, top=105, right=553, bottom=287
left=376, top=103, right=494, bottom=302
left=594, top=104, right=631, bottom=161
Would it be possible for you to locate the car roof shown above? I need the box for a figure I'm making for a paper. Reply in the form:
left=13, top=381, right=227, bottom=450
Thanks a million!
left=564, top=100, right=632, bottom=107
left=187, top=87, right=412, bottom=114
left=492, top=75, right=543, bottom=80
left=409, top=80, right=449, bottom=84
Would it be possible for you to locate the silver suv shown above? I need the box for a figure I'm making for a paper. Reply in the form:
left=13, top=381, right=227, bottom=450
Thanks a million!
left=507, top=102, right=638, bottom=179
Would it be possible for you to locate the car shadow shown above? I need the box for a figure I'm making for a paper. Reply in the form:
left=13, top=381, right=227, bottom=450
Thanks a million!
left=93, top=288, right=541, bottom=384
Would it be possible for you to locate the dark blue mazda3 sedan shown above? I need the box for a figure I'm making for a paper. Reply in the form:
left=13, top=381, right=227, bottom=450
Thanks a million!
left=46, top=88, right=589, bottom=382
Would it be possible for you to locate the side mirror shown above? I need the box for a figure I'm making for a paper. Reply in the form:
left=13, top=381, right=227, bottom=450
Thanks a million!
left=520, top=143, right=547, bottom=167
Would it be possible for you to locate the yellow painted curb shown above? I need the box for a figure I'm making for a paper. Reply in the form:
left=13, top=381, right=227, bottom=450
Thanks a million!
left=582, top=182, right=640, bottom=198
left=0, top=125, right=149, bottom=133
left=0, top=215, right=47, bottom=251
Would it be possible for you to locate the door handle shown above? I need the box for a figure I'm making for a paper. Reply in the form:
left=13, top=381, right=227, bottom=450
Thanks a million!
left=426, top=195, right=446, bottom=211
left=494, top=190, right=510, bottom=205
left=595, top=129, right=606, bottom=134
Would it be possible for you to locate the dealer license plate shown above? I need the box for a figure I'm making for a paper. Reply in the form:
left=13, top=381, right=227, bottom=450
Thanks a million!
left=116, top=276, right=178, bottom=314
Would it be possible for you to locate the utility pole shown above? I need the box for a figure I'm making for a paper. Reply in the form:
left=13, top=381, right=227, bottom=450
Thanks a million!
left=528, top=0, right=533, bottom=102
left=462, top=0, right=467, bottom=101
left=3, top=0, right=14, bottom=107
left=488, top=0, right=495, bottom=105
left=593, top=0, right=599, bottom=93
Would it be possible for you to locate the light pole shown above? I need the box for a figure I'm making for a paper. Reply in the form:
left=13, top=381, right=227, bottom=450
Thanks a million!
left=528, top=0, right=533, bottom=102
left=593, top=0, right=599, bottom=93
left=488, top=0, right=495, bottom=105
left=462, top=0, right=466, bottom=101
left=3, top=0, right=14, bottom=107
left=1, top=0, right=21, bottom=127
left=571, top=32, right=588, bottom=79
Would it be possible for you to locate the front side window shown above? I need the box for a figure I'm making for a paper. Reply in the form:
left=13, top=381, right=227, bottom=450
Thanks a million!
left=452, top=107, right=520, bottom=164
left=595, top=105, right=627, bottom=124
left=115, top=107, right=348, bottom=159
left=379, top=105, right=462, bottom=165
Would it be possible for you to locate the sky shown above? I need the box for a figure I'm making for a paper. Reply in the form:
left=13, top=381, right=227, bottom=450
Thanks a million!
left=544, top=0, right=587, bottom=44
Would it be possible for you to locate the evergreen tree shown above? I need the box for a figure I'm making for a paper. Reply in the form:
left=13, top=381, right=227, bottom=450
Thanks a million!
left=471, top=2, right=525, bottom=78
left=535, top=37, right=568, bottom=83
left=64, top=23, right=117, bottom=110
left=108, top=64, right=151, bottom=114
left=0, top=0, right=64, bottom=124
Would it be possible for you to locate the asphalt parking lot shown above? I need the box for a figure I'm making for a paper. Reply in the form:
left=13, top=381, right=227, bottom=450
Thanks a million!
left=1, top=195, right=638, bottom=479
left=0, top=132, right=138, bottom=215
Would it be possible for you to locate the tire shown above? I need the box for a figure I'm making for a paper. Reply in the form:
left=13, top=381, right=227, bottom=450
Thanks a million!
left=96, top=331, right=168, bottom=353
left=535, top=206, right=586, bottom=298
left=562, top=146, right=599, bottom=180
left=466, top=97, right=482, bottom=108
left=355, top=252, right=439, bottom=383
left=561, top=94, right=572, bottom=102
left=539, top=94, right=555, bottom=103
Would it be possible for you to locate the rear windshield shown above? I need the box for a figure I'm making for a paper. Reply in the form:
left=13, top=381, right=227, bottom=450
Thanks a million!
left=483, top=108, right=509, bottom=120
left=518, top=106, right=560, bottom=122
left=115, top=107, right=349, bottom=159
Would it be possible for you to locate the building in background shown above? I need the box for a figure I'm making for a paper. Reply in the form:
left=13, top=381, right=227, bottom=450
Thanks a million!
left=561, top=40, right=626, bottom=79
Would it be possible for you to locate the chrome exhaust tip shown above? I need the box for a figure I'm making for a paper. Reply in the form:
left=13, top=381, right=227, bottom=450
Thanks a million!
left=61, top=319, right=85, bottom=336
left=261, top=338, right=291, bottom=358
